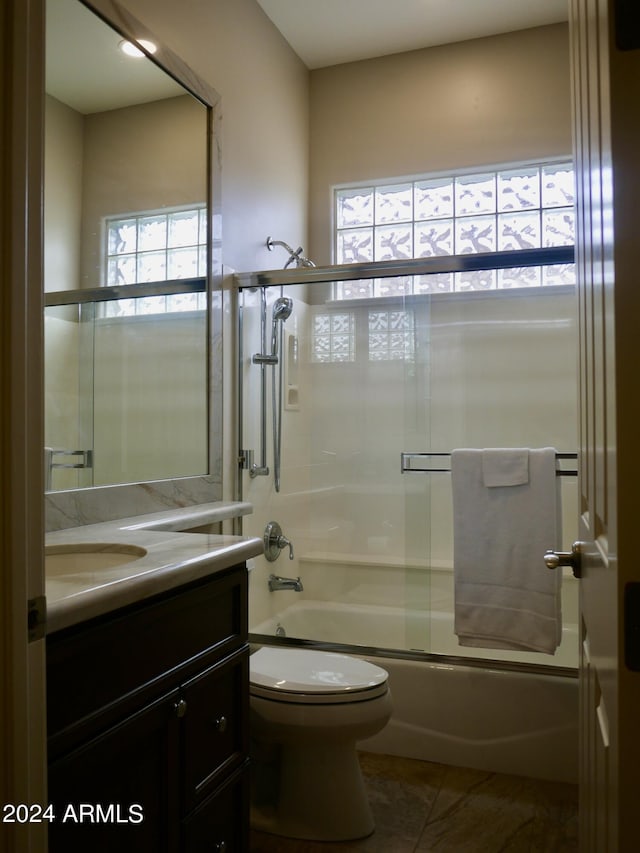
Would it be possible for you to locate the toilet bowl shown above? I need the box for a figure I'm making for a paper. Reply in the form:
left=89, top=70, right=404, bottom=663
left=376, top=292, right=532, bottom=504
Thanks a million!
left=249, top=646, right=392, bottom=841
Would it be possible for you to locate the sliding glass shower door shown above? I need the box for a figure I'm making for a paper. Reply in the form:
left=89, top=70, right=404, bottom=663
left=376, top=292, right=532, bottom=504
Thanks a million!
left=239, top=278, right=434, bottom=654
left=239, top=257, right=579, bottom=669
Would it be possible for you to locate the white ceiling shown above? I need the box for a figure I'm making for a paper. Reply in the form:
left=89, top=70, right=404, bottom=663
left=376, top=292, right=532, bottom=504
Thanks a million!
left=255, top=0, right=569, bottom=69
left=46, top=0, right=183, bottom=114
left=47, top=0, right=569, bottom=114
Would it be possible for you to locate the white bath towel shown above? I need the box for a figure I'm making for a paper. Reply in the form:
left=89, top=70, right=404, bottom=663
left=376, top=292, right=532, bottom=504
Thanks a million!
left=482, top=447, right=529, bottom=487
left=451, top=447, right=562, bottom=654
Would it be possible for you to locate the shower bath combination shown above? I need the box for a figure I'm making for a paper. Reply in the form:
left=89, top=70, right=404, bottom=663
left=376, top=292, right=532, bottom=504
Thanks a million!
left=251, top=293, right=294, bottom=492
left=235, top=245, right=580, bottom=791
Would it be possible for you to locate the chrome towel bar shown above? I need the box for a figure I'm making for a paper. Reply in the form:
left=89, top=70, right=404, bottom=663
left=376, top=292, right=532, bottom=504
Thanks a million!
left=400, top=451, right=578, bottom=476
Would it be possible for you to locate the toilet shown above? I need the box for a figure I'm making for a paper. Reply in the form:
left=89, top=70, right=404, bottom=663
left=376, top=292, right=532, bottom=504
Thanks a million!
left=249, top=646, right=392, bottom=841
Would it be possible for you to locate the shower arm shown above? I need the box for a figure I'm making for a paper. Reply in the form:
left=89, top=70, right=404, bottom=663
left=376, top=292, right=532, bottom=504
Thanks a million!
left=266, top=237, right=315, bottom=269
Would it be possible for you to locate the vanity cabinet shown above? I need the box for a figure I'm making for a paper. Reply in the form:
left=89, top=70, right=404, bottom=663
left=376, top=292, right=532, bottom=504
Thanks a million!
left=46, top=563, right=249, bottom=852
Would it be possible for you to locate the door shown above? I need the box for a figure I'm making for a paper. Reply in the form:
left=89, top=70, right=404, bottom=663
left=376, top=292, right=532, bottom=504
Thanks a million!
left=570, top=0, right=640, bottom=849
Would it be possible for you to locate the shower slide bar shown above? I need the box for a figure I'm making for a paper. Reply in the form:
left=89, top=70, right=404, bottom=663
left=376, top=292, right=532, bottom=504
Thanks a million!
left=400, top=451, right=578, bottom=476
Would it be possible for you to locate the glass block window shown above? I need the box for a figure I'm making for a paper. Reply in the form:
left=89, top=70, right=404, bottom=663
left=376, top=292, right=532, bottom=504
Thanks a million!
left=107, top=207, right=207, bottom=285
left=368, top=309, right=415, bottom=362
left=311, top=308, right=415, bottom=363
left=311, top=312, right=355, bottom=363
left=101, top=292, right=205, bottom=319
left=334, top=161, right=575, bottom=295
left=104, top=206, right=207, bottom=316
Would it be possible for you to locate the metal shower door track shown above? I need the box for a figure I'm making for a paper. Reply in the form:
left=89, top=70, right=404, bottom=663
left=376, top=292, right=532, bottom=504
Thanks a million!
left=233, top=246, right=574, bottom=290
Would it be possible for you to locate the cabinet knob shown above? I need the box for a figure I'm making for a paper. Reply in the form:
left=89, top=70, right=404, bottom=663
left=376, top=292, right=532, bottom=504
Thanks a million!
left=174, top=698, right=188, bottom=718
left=213, top=715, right=228, bottom=733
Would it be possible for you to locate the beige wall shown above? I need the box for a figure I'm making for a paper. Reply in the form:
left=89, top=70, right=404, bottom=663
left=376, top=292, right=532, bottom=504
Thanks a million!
left=118, top=0, right=310, bottom=273
left=44, top=95, right=83, bottom=292
left=81, top=94, right=206, bottom=286
left=309, top=24, right=571, bottom=264
left=45, top=93, right=207, bottom=289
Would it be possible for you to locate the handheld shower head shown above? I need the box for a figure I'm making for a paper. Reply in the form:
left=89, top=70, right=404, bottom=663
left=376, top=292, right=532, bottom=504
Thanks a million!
left=252, top=296, right=293, bottom=365
left=270, top=297, right=293, bottom=357
left=272, top=296, right=293, bottom=323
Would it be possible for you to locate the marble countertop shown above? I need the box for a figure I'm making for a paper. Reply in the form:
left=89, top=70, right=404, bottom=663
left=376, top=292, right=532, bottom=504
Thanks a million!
left=46, top=503, right=263, bottom=634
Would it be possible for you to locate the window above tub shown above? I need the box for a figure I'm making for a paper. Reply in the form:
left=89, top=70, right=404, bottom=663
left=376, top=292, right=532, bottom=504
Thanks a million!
left=333, top=160, right=575, bottom=297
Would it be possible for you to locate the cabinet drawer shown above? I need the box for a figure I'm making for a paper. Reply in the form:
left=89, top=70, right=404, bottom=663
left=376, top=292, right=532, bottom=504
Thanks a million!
left=182, top=647, right=249, bottom=811
left=182, top=763, right=250, bottom=853
left=48, top=566, right=247, bottom=747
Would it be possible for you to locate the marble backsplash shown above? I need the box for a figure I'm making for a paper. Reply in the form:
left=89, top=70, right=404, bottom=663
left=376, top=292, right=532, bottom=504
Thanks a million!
left=45, top=475, right=223, bottom=531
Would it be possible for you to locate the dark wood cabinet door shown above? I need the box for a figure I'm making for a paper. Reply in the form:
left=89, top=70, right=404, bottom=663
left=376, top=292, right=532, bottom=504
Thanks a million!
left=48, top=690, right=181, bottom=853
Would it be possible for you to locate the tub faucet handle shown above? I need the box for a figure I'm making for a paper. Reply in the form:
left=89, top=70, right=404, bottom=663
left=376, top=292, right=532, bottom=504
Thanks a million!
left=264, top=520, right=294, bottom=562
left=280, top=534, right=294, bottom=560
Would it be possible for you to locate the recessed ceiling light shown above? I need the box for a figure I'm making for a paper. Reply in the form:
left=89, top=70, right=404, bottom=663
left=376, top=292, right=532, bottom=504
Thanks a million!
left=119, top=38, right=157, bottom=58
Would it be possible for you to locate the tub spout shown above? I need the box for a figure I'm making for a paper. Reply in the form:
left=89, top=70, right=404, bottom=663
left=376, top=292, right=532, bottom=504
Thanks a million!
left=268, top=574, right=303, bottom=592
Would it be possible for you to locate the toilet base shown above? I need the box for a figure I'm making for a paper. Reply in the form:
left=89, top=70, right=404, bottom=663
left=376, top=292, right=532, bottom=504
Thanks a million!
left=251, top=741, right=374, bottom=841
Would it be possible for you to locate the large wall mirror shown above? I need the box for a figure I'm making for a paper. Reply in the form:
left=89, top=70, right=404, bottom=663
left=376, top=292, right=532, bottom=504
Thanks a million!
left=44, top=0, right=221, bottom=492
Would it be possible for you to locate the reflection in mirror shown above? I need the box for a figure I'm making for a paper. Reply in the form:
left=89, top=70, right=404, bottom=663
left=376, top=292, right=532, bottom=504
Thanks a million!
left=44, top=0, right=211, bottom=491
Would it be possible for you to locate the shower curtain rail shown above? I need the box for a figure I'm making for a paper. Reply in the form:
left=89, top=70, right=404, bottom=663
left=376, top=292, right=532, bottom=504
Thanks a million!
left=400, top=451, right=578, bottom=476
left=234, top=245, right=575, bottom=290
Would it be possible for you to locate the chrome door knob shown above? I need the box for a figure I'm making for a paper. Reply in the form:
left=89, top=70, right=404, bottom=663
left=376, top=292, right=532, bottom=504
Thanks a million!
left=544, top=541, right=584, bottom=579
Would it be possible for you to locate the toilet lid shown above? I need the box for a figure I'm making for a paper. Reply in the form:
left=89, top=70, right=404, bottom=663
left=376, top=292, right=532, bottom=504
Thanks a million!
left=249, top=647, right=388, bottom=697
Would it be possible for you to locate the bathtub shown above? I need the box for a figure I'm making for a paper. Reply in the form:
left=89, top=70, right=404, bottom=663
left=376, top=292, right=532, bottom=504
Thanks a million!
left=251, top=600, right=579, bottom=784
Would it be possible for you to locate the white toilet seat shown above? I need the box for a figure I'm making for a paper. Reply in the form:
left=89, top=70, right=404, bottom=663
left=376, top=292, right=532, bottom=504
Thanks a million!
left=250, top=647, right=389, bottom=705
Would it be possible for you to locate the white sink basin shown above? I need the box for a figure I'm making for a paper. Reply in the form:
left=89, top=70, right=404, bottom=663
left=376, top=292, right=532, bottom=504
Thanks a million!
left=45, top=543, right=147, bottom=577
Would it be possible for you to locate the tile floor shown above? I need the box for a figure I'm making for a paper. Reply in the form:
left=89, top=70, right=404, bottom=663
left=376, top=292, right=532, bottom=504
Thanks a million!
left=250, top=752, right=579, bottom=852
